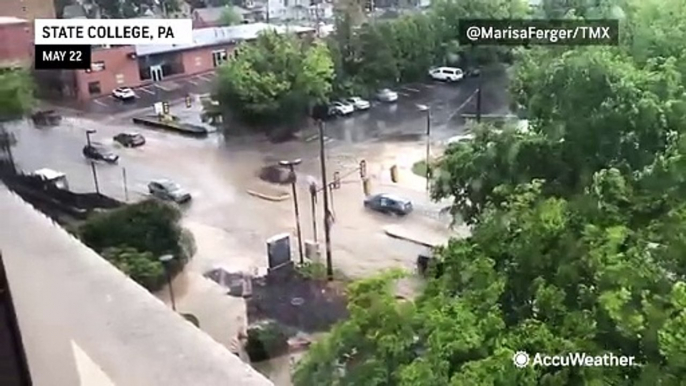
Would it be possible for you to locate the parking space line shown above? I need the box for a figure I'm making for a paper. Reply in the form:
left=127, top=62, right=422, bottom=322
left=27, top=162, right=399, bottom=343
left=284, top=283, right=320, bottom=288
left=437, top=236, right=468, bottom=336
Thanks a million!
left=399, top=92, right=411, bottom=97
left=93, top=99, right=108, bottom=107
left=402, top=87, right=421, bottom=93
left=423, top=83, right=436, bottom=88
left=197, top=75, right=213, bottom=82
left=186, top=79, right=200, bottom=85
left=139, top=87, right=155, bottom=95
left=154, top=83, right=173, bottom=92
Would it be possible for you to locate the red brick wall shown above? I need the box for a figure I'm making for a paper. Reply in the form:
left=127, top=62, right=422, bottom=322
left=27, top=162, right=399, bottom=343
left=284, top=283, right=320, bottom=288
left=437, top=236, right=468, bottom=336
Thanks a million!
left=74, top=46, right=141, bottom=101
left=181, top=44, right=236, bottom=76
left=0, top=21, right=32, bottom=67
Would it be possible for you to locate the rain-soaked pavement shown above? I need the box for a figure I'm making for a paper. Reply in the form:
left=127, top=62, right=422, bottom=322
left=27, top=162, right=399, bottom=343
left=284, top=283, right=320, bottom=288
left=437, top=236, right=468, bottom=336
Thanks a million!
left=8, top=71, right=508, bottom=384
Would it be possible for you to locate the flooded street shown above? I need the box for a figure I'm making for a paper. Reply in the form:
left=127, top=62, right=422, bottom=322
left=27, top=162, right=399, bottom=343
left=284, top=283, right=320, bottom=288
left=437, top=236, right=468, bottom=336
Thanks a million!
left=7, top=73, right=507, bottom=384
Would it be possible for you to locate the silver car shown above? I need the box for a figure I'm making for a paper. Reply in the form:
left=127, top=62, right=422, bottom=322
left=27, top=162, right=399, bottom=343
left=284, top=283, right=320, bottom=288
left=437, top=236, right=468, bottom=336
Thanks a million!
left=148, top=179, right=191, bottom=203
left=375, top=88, right=398, bottom=103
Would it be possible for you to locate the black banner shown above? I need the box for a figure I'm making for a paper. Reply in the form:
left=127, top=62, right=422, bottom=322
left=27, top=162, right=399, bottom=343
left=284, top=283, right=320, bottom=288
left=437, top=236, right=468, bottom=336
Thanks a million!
left=34, top=45, right=92, bottom=70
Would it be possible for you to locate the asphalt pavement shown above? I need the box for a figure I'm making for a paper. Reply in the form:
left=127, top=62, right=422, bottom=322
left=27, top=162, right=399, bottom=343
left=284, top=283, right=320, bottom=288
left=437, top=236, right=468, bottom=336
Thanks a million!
left=83, top=72, right=217, bottom=116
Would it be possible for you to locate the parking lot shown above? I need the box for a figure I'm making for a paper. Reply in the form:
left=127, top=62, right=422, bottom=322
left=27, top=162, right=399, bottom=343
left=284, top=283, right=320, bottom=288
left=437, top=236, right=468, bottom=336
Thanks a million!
left=84, top=72, right=218, bottom=115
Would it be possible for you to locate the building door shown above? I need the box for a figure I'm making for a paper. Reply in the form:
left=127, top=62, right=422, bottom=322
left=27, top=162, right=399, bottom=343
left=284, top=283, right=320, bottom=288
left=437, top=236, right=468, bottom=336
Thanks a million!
left=150, top=65, right=164, bottom=82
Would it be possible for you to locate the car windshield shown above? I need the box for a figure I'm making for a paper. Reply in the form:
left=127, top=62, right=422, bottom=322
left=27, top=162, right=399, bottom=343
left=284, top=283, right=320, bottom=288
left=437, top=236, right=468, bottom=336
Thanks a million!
left=118, top=88, right=132, bottom=92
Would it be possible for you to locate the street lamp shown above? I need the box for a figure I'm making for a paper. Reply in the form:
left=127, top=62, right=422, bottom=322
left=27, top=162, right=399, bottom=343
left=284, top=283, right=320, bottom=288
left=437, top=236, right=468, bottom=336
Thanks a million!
left=417, top=104, right=431, bottom=192
left=279, top=159, right=305, bottom=265
left=85, top=129, right=96, bottom=147
left=159, top=254, right=176, bottom=311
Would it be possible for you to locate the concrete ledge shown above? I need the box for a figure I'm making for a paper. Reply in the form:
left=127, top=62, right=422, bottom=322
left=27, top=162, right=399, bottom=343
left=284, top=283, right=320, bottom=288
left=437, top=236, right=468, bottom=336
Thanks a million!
left=0, top=184, right=273, bottom=386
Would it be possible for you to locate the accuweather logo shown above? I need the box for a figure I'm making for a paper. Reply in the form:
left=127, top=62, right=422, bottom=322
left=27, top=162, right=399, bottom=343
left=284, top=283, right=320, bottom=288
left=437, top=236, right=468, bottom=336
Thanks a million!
left=512, top=351, right=636, bottom=368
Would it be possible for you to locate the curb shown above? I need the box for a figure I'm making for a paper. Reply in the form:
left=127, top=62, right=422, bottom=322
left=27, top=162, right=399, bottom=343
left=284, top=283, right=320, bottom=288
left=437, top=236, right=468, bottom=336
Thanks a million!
left=246, top=189, right=291, bottom=202
left=383, top=227, right=437, bottom=248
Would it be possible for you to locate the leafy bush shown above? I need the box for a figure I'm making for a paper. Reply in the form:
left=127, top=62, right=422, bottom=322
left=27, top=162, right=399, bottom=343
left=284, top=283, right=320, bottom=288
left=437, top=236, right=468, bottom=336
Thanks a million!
left=245, top=321, right=291, bottom=362
left=78, top=200, right=194, bottom=289
left=102, top=247, right=165, bottom=290
left=79, top=199, right=186, bottom=258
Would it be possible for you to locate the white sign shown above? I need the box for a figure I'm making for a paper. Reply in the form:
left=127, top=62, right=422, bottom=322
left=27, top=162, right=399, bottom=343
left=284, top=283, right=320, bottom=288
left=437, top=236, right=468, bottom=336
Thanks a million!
left=34, top=19, right=193, bottom=45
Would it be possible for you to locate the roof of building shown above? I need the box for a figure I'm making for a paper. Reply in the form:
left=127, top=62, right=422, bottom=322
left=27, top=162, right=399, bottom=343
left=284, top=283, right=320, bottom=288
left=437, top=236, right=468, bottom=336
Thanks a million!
left=135, top=22, right=315, bottom=56
left=0, top=17, right=27, bottom=25
left=62, top=4, right=87, bottom=19
left=193, top=6, right=253, bottom=22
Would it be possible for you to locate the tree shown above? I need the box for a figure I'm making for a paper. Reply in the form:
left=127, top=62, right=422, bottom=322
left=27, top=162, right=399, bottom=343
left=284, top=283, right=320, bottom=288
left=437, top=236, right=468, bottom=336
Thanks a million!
left=102, top=246, right=166, bottom=290
left=296, top=2, right=686, bottom=384
left=219, top=7, right=243, bottom=26
left=87, top=0, right=179, bottom=18
left=434, top=47, right=684, bottom=225
left=0, top=70, right=34, bottom=121
left=79, top=199, right=191, bottom=260
left=215, top=31, right=333, bottom=126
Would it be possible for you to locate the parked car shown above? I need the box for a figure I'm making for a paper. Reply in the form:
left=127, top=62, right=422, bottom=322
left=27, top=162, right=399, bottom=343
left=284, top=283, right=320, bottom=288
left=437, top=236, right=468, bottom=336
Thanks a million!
left=112, top=87, right=136, bottom=100
left=113, top=132, right=146, bottom=147
left=364, top=193, right=413, bottom=216
left=375, top=88, right=398, bottom=103
left=429, top=67, right=464, bottom=82
left=330, top=101, right=355, bottom=115
left=82, top=143, right=119, bottom=163
left=347, top=96, right=371, bottom=110
left=445, top=133, right=475, bottom=145
left=148, top=179, right=192, bottom=203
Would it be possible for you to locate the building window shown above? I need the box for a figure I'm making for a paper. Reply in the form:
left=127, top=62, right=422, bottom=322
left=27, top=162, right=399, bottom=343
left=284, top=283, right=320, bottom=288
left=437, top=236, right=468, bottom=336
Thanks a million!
left=115, top=74, right=125, bottom=84
left=88, top=81, right=101, bottom=95
left=92, top=61, right=106, bottom=72
left=212, top=49, right=228, bottom=67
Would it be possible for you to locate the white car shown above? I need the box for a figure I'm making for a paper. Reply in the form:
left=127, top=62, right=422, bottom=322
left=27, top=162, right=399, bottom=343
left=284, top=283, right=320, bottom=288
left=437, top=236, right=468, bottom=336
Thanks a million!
left=347, top=96, right=370, bottom=110
left=112, top=87, right=136, bottom=100
left=330, top=101, right=355, bottom=115
left=376, top=88, right=398, bottom=103
left=429, top=67, right=464, bottom=82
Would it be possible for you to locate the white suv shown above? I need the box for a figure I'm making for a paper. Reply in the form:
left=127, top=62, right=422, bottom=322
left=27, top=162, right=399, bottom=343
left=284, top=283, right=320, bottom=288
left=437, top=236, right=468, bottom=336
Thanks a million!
left=429, top=67, right=464, bottom=82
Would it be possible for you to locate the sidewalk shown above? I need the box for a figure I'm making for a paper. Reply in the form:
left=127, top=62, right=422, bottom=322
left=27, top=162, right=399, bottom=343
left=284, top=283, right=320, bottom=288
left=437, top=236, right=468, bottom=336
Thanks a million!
left=383, top=220, right=469, bottom=248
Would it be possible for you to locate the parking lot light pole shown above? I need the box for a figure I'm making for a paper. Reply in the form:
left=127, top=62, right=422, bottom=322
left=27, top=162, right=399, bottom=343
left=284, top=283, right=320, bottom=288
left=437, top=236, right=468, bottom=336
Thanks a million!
left=417, top=104, right=431, bottom=192
left=279, top=159, right=305, bottom=265
left=159, top=254, right=176, bottom=311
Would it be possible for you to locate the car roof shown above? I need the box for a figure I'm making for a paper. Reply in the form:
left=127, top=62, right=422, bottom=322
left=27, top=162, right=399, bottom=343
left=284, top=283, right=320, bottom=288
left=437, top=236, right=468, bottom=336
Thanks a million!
left=376, top=193, right=410, bottom=203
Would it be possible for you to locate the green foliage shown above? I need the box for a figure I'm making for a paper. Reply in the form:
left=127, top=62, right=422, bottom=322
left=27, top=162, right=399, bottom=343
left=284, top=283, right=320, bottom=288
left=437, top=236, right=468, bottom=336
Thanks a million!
left=0, top=70, right=34, bottom=121
left=295, top=0, right=686, bottom=384
left=215, top=31, right=333, bottom=126
left=79, top=199, right=186, bottom=258
left=246, top=321, right=291, bottom=362
left=219, top=6, right=243, bottom=26
left=102, top=246, right=166, bottom=290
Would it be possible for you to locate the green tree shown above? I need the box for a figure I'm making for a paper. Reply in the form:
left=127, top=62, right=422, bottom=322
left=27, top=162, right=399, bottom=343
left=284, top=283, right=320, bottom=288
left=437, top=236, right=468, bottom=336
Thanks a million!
left=215, top=31, right=333, bottom=126
left=102, top=246, right=166, bottom=290
left=0, top=70, right=34, bottom=121
left=219, top=7, right=243, bottom=26
left=78, top=199, right=190, bottom=260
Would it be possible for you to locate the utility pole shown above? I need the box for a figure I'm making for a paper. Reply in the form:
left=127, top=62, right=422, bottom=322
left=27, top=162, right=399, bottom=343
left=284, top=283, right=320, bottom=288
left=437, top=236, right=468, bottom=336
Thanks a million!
left=476, top=72, right=483, bottom=123
left=309, top=181, right=318, bottom=243
left=280, top=159, right=305, bottom=265
left=318, top=120, right=334, bottom=280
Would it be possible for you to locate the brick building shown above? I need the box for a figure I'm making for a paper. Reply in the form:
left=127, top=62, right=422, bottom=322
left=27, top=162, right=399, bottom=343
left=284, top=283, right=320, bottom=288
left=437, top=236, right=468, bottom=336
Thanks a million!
left=70, top=23, right=314, bottom=102
left=5, top=0, right=56, bottom=20
left=0, top=17, right=32, bottom=68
